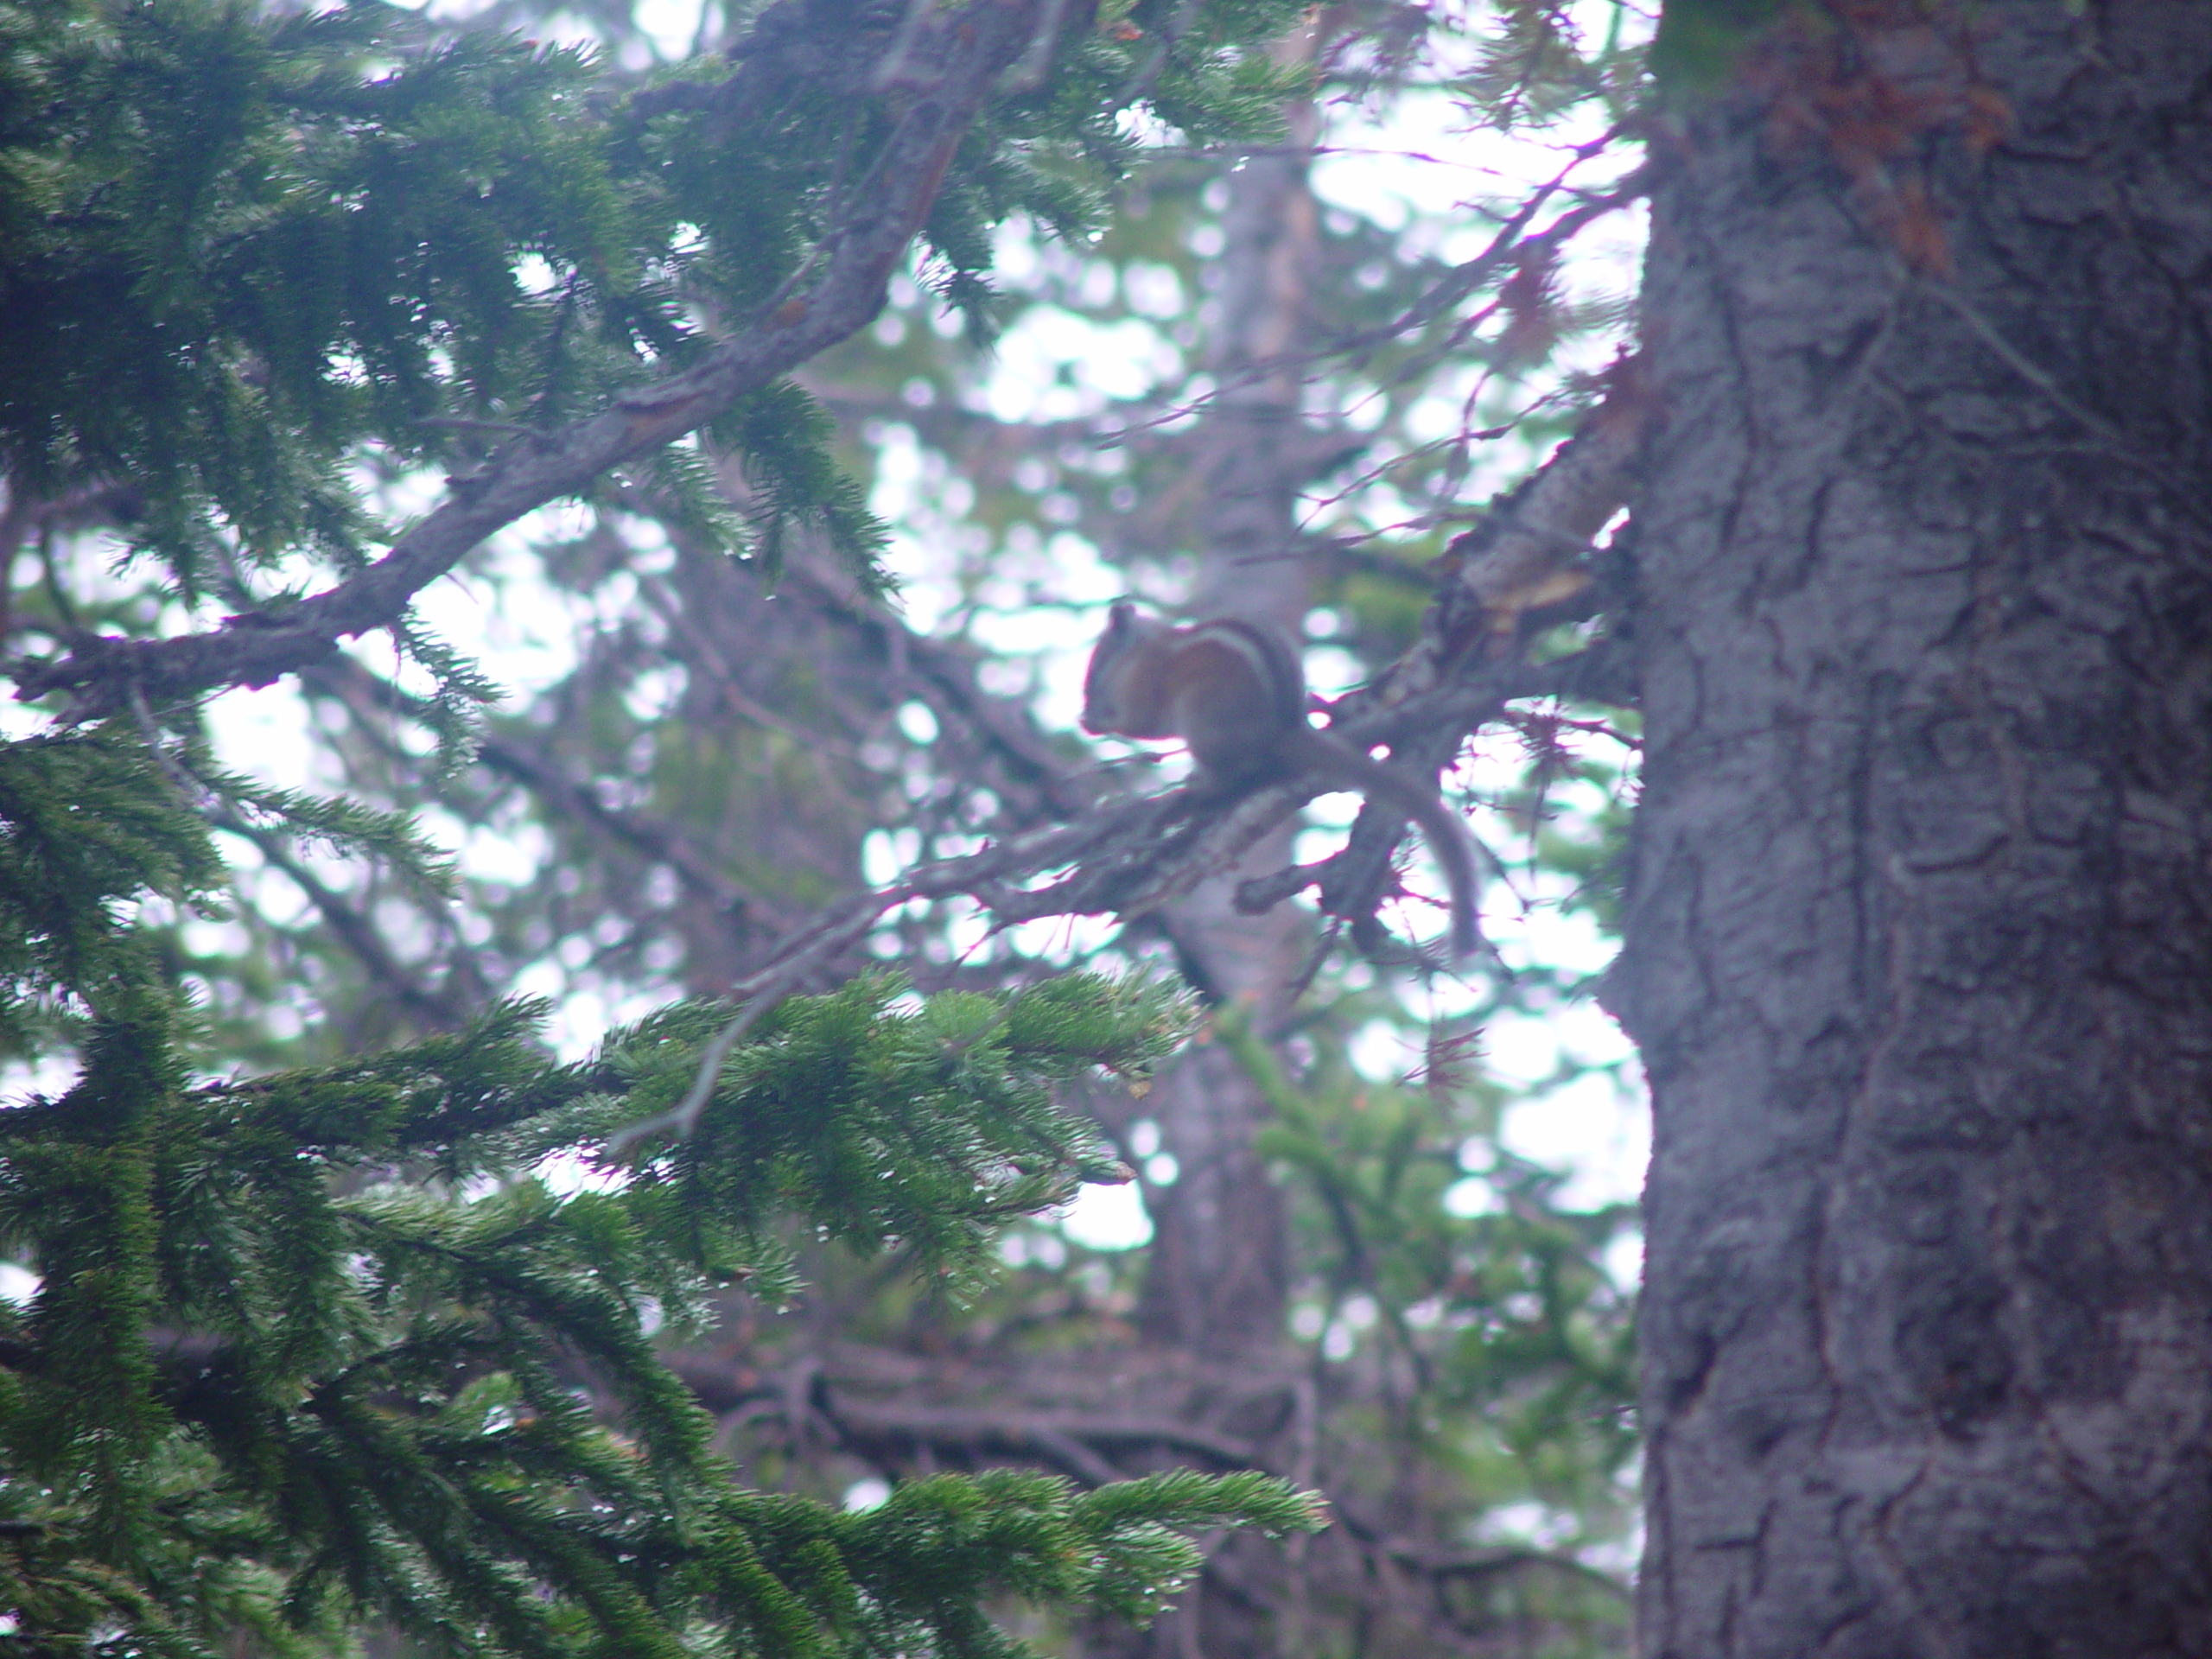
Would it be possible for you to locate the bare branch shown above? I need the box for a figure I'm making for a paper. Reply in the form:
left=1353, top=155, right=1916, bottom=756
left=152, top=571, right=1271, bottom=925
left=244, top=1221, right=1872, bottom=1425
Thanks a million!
left=1384, top=359, right=1656, bottom=697
left=605, top=986, right=788, bottom=1154
left=652, top=634, right=1590, bottom=975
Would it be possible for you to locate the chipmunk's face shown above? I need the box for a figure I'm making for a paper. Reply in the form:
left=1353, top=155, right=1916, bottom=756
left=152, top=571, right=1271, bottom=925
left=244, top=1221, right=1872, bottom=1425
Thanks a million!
left=1079, top=602, right=1147, bottom=734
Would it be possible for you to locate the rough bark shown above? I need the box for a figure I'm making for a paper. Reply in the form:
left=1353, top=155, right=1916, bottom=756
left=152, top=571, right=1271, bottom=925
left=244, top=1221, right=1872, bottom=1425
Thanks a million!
left=1613, top=4, right=2212, bottom=1654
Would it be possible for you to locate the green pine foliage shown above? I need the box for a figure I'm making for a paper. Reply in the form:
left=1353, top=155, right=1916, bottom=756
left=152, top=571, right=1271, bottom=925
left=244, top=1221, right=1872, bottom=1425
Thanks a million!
left=0, top=0, right=1662, bottom=1653
left=1, top=0, right=633, bottom=582
left=0, top=733, right=1313, bottom=1656
left=0, top=729, right=224, bottom=1061
left=0, top=0, right=1308, bottom=603
left=1219, top=1007, right=1637, bottom=1636
left=0, top=0, right=1345, bottom=1540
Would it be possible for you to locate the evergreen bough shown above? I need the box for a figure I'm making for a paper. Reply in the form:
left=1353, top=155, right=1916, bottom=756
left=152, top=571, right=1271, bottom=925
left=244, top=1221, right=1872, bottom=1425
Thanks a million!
left=0, top=731, right=1316, bottom=1655
left=0, top=0, right=1325, bottom=1649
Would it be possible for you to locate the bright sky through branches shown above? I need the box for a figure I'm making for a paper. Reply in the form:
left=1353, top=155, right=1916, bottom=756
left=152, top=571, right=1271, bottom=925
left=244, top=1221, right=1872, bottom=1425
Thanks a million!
left=189, top=0, right=1657, bottom=1261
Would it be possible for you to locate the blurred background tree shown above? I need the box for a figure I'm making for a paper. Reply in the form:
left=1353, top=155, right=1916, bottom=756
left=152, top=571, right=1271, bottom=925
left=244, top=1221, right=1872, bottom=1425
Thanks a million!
left=1, top=1, right=1651, bottom=1655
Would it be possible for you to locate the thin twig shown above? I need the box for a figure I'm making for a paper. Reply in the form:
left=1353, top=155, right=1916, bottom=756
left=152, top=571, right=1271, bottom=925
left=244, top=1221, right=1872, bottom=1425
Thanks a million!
left=605, top=985, right=785, bottom=1153
left=129, top=686, right=465, bottom=1027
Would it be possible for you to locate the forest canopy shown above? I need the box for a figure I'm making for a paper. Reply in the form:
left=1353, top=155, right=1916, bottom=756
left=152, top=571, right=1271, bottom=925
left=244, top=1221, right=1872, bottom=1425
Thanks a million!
left=0, top=0, right=1654, bottom=1655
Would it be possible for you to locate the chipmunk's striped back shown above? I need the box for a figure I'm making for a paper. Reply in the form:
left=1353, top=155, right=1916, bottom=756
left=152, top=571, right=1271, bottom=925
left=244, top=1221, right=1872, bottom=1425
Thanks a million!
left=1081, top=601, right=1483, bottom=960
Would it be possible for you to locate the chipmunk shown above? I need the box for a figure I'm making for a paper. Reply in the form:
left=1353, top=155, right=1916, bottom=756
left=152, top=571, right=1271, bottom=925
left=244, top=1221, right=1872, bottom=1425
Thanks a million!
left=1081, top=602, right=1479, bottom=960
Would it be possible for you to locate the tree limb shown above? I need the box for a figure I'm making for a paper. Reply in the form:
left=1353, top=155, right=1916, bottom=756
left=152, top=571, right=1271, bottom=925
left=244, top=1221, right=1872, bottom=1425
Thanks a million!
left=10, top=0, right=1057, bottom=718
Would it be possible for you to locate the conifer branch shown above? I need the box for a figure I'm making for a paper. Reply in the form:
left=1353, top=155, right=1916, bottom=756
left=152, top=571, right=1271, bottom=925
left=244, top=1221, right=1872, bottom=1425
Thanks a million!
left=11, top=0, right=1063, bottom=720
left=605, top=988, right=784, bottom=1154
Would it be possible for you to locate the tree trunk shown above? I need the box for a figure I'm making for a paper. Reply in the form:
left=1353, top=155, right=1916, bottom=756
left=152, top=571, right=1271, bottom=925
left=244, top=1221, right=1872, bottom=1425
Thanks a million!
left=1096, top=24, right=1331, bottom=1659
left=1128, top=35, right=1324, bottom=1363
left=1614, top=3, right=2212, bottom=1653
